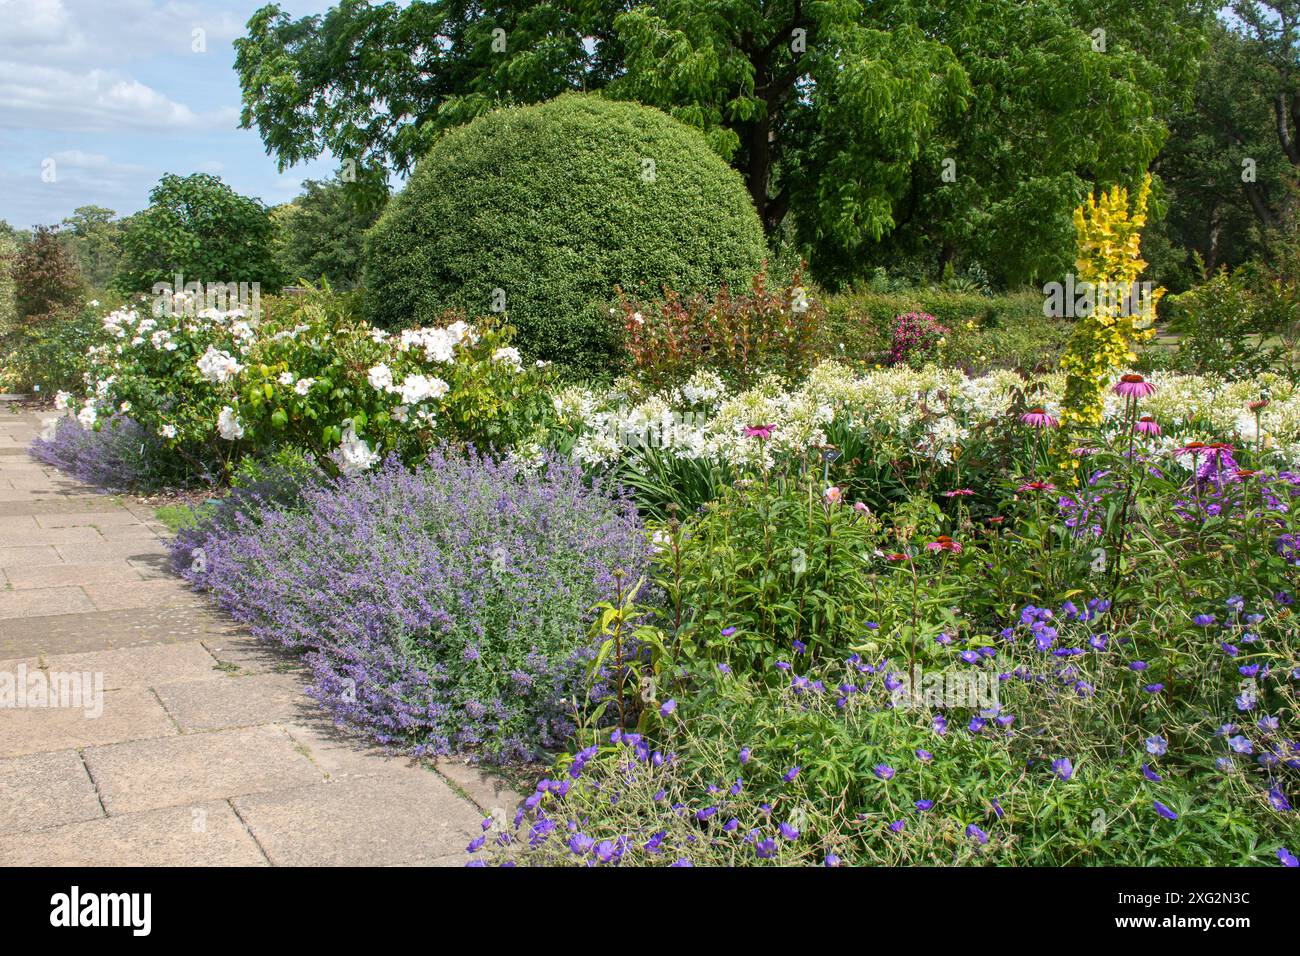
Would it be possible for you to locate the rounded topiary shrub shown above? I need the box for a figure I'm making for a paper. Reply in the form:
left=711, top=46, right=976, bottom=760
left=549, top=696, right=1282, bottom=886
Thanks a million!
left=363, top=93, right=767, bottom=377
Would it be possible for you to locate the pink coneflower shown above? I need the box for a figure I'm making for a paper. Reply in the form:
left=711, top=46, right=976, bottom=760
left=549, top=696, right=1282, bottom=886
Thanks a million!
left=744, top=424, right=775, bottom=440
left=1020, top=407, right=1058, bottom=429
left=943, top=488, right=975, bottom=498
left=1017, top=480, right=1056, bottom=493
left=1114, top=373, right=1156, bottom=398
left=925, top=535, right=962, bottom=554
left=885, top=552, right=911, bottom=562
left=1174, top=440, right=1209, bottom=458
left=1249, top=399, right=1269, bottom=412
left=1135, top=416, right=1160, bottom=436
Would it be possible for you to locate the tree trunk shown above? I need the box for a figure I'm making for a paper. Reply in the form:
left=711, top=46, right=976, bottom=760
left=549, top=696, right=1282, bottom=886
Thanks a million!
left=746, top=113, right=773, bottom=230
left=1205, top=204, right=1222, bottom=273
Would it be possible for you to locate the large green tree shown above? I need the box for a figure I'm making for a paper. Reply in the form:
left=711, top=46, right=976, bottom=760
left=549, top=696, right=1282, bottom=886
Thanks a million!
left=235, top=0, right=1204, bottom=286
left=1144, top=4, right=1300, bottom=286
left=60, top=206, right=124, bottom=290
left=114, top=174, right=284, bottom=294
left=273, top=175, right=387, bottom=288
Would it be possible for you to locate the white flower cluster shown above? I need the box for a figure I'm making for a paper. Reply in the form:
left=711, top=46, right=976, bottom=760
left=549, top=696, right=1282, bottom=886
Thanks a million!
left=397, top=320, right=478, bottom=364
left=558, top=362, right=1300, bottom=473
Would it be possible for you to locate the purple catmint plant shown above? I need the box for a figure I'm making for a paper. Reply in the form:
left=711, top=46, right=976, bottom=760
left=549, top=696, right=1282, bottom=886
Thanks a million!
left=30, top=414, right=197, bottom=491
left=172, top=446, right=651, bottom=762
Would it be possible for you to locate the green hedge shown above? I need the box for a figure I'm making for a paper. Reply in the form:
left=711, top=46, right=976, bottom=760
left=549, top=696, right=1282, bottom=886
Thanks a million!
left=818, top=288, right=1071, bottom=372
left=364, top=93, right=767, bottom=377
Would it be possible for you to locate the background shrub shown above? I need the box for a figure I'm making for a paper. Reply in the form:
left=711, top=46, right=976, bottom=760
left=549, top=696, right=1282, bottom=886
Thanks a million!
left=889, top=311, right=948, bottom=367
left=173, top=448, right=654, bottom=761
left=1164, top=267, right=1290, bottom=378
left=618, top=269, right=822, bottom=390
left=0, top=304, right=105, bottom=395
left=818, top=287, right=1066, bottom=371
left=364, top=93, right=767, bottom=377
left=11, top=226, right=83, bottom=324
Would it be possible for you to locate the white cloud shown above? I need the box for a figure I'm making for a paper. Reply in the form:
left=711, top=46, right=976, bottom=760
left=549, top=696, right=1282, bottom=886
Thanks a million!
left=0, top=62, right=240, bottom=132
left=0, top=0, right=244, bottom=66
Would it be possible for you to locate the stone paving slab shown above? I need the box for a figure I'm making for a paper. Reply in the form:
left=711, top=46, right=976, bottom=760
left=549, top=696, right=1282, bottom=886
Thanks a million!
left=0, top=801, right=268, bottom=866
left=83, top=725, right=325, bottom=815
left=54, top=540, right=170, bottom=563
left=435, top=758, right=526, bottom=819
left=34, top=510, right=138, bottom=528
left=0, top=586, right=98, bottom=620
left=283, top=721, right=430, bottom=783
left=3, top=561, right=144, bottom=589
left=0, top=606, right=244, bottom=658
left=0, top=686, right=178, bottom=758
left=0, top=497, right=127, bottom=517
left=231, top=773, right=483, bottom=866
left=7, top=525, right=103, bottom=545
left=83, top=579, right=203, bottom=612
left=0, top=544, right=61, bottom=564
left=154, top=673, right=313, bottom=733
left=0, top=750, right=104, bottom=834
left=37, top=643, right=224, bottom=691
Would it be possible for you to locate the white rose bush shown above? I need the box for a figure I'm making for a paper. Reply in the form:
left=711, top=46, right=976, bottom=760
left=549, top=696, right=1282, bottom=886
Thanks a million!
left=232, top=294, right=556, bottom=475
left=36, top=288, right=556, bottom=486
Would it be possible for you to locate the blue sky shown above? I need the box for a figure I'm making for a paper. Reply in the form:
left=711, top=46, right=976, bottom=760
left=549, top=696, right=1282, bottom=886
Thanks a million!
left=0, top=0, right=344, bottom=229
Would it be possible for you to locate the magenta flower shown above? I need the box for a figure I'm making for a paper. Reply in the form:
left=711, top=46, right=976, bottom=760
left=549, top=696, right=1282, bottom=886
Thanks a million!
left=743, top=424, right=775, bottom=440
left=1017, top=480, right=1056, bottom=493
left=925, top=535, right=963, bottom=554
left=1020, top=407, right=1059, bottom=429
left=1114, top=373, right=1156, bottom=399
left=1135, top=415, right=1161, bottom=436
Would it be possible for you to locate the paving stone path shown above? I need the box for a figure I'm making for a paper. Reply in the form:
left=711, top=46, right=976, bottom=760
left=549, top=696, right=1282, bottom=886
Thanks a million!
left=0, top=407, right=517, bottom=866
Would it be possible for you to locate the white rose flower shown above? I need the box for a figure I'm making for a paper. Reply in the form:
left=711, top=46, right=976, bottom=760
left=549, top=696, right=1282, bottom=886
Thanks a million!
left=217, top=406, right=245, bottom=440
left=294, top=377, right=315, bottom=396
left=77, top=403, right=97, bottom=428
left=492, top=346, right=523, bottom=369
left=159, top=424, right=177, bottom=439
left=397, top=374, right=449, bottom=405
left=329, top=419, right=380, bottom=476
left=278, top=372, right=295, bottom=386
left=54, top=391, right=72, bottom=410
left=367, top=364, right=394, bottom=392
left=197, top=346, right=243, bottom=384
